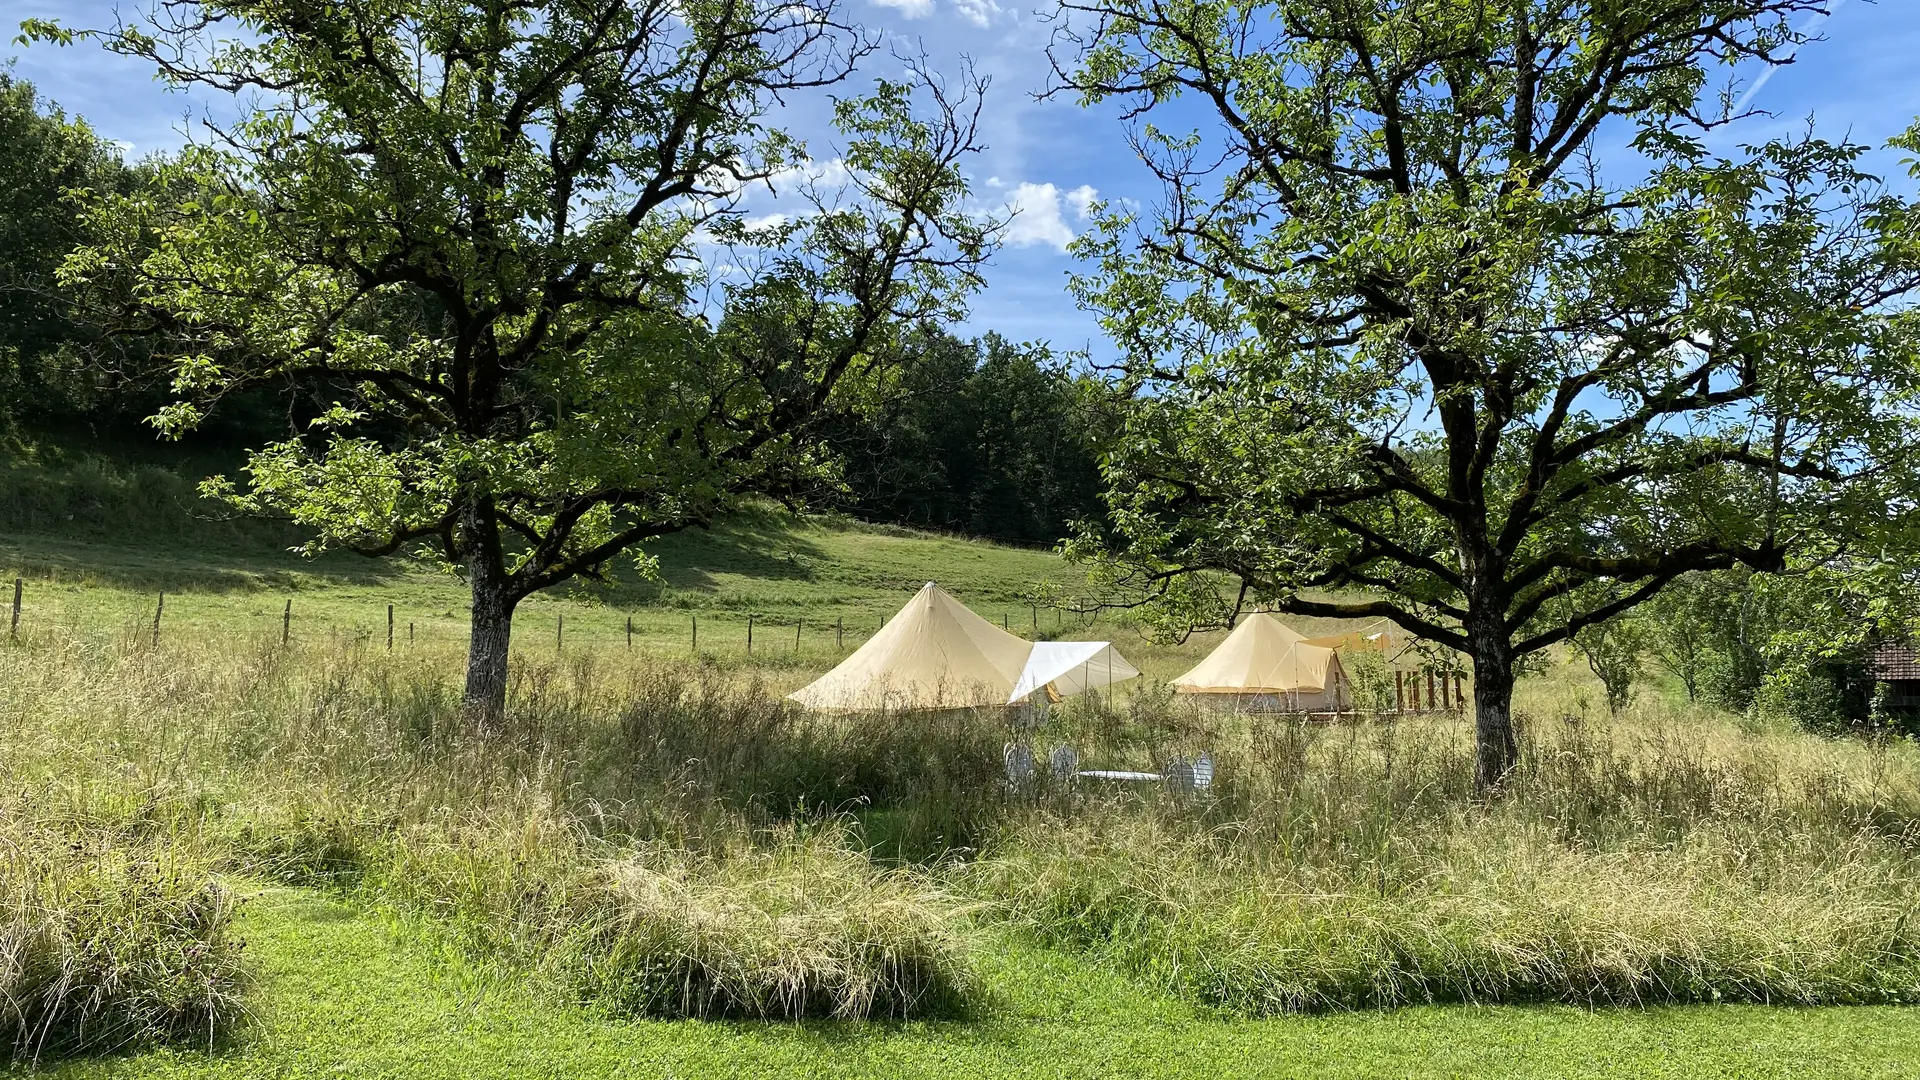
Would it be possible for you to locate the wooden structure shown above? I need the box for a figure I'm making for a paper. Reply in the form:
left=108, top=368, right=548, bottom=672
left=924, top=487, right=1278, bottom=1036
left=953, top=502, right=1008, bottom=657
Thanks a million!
left=1869, top=644, right=1920, bottom=715
left=1394, top=668, right=1466, bottom=713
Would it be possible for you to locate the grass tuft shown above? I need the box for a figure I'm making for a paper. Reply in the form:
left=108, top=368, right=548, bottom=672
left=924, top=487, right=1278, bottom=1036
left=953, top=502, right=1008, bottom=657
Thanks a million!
left=0, top=819, right=246, bottom=1063
left=370, top=812, right=978, bottom=1020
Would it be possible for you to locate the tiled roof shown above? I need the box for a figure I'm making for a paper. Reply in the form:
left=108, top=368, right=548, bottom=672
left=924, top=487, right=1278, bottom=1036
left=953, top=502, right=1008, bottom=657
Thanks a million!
left=1870, top=644, right=1920, bottom=681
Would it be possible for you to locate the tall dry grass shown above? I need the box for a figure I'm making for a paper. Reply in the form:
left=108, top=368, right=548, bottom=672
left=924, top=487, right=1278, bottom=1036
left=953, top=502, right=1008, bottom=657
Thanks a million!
left=0, top=629, right=995, bottom=1024
left=971, top=678, right=1920, bottom=1011
left=3, top=625, right=1919, bottom=1028
left=370, top=811, right=976, bottom=1019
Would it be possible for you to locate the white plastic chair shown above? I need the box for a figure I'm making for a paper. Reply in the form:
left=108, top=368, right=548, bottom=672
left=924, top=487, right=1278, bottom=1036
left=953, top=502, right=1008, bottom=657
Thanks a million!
left=1049, top=744, right=1079, bottom=780
left=1004, top=742, right=1035, bottom=792
left=1193, top=752, right=1214, bottom=792
left=1165, top=755, right=1196, bottom=794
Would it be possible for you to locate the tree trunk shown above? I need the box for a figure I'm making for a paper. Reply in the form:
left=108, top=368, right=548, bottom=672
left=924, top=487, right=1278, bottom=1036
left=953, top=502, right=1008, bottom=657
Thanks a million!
left=1468, top=619, right=1519, bottom=796
left=463, top=504, right=517, bottom=726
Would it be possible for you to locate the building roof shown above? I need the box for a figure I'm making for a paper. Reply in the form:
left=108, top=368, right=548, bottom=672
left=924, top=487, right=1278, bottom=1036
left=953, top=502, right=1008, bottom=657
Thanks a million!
left=1869, top=644, right=1920, bottom=681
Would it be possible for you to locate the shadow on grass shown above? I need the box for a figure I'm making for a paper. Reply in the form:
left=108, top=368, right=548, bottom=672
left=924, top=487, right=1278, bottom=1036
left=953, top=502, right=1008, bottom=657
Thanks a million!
left=0, top=510, right=830, bottom=606
left=600, top=510, right=831, bottom=602
left=0, top=531, right=417, bottom=595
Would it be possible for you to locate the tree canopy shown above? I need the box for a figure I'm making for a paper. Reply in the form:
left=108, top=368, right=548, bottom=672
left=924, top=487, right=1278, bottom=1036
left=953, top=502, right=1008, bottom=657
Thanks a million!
left=42, top=0, right=995, bottom=717
left=0, top=70, right=144, bottom=439
left=1053, top=0, right=1920, bottom=789
left=826, top=326, right=1107, bottom=545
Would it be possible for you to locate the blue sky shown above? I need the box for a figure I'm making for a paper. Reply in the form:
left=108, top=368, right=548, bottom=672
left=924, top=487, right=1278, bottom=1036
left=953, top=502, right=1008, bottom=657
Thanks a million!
left=7, top=1, right=1920, bottom=357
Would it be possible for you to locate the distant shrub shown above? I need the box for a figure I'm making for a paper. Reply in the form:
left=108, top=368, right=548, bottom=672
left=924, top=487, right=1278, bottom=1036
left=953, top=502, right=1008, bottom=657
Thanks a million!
left=0, top=826, right=245, bottom=1063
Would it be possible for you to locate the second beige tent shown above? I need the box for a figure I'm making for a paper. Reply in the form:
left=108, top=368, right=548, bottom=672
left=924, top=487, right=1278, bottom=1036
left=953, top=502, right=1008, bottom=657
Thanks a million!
left=1171, top=612, right=1350, bottom=710
left=1306, top=622, right=1409, bottom=664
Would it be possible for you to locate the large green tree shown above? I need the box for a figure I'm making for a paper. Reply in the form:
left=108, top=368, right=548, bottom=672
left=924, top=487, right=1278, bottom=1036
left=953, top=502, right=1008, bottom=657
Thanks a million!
left=35, top=0, right=992, bottom=719
left=1053, top=0, right=1920, bottom=790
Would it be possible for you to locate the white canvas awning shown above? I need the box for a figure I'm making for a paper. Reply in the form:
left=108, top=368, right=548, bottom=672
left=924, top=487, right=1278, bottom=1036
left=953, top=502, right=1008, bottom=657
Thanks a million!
left=1007, top=640, right=1140, bottom=705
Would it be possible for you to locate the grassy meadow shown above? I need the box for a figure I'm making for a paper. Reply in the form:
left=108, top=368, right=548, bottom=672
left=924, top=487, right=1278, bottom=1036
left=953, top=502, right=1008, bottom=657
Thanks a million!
left=2, top=461, right=1919, bottom=1076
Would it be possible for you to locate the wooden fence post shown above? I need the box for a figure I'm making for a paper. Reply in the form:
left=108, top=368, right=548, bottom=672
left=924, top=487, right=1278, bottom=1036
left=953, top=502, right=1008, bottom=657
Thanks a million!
left=10, top=578, right=21, bottom=640
left=1426, top=669, right=1436, bottom=710
left=1455, top=673, right=1465, bottom=710
left=691, top=614, right=698, bottom=652
left=1031, top=604, right=1037, bottom=633
left=1395, top=671, right=1404, bottom=713
left=387, top=604, right=395, bottom=651
left=152, top=592, right=164, bottom=646
left=747, top=615, right=754, bottom=654
left=836, top=616, right=843, bottom=649
left=282, top=598, right=292, bottom=646
left=557, top=613, right=564, bottom=653
left=1440, top=669, right=1450, bottom=709
left=626, top=615, right=633, bottom=650
left=409, top=621, right=415, bottom=644
left=794, top=619, right=801, bottom=652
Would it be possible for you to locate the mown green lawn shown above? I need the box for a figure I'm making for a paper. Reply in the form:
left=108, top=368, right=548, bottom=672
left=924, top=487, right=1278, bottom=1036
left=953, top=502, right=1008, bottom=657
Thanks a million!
left=23, top=886, right=1914, bottom=1080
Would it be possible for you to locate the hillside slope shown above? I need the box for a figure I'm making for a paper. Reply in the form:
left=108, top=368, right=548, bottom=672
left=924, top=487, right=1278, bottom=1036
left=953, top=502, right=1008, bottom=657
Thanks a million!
left=0, top=454, right=1174, bottom=657
left=0, top=455, right=1395, bottom=681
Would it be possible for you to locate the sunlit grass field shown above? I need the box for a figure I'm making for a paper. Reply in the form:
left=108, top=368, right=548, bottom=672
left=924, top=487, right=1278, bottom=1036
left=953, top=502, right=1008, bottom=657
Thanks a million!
left=2, top=468, right=1917, bottom=1077
left=0, top=496, right=1357, bottom=689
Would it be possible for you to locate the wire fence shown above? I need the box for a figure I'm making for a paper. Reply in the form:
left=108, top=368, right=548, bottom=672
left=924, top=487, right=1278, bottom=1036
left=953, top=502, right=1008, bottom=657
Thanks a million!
left=0, top=575, right=1117, bottom=663
left=2, top=575, right=1470, bottom=716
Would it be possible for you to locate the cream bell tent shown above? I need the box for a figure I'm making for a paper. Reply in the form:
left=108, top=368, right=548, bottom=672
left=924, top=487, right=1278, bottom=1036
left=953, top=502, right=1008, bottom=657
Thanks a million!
left=788, top=583, right=1141, bottom=711
left=788, top=582, right=1031, bottom=711
left=1171, top=612, right=1350, bottom=710
left=1008, top=640, right=1140, bottom=705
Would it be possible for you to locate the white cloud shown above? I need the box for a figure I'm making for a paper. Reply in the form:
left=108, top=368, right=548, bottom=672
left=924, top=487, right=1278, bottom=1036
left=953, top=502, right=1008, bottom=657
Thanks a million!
left=870, top=0, right=933, bottom=17
left=952, top=0, right=1004, bottom=27
left=1002, top=182, right=1078, bottom=251
left=740, top=213, right=789, bottom=232
left=1064, top=183, right=1099, bottom=221
left=763, top=157, right=853, bottom=195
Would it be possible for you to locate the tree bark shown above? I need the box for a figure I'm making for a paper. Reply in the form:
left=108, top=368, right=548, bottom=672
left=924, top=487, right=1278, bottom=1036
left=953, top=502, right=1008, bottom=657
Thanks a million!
left=463, top=500, right=516, bottom=727
left=465, top=575, right=515, bottom=727
left=1468, top=616, right=1519, bottom=796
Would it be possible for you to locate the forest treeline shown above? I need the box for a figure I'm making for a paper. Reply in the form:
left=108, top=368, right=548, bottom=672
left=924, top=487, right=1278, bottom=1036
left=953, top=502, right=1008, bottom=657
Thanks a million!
left=0, top=72, right=1107, bottom=548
